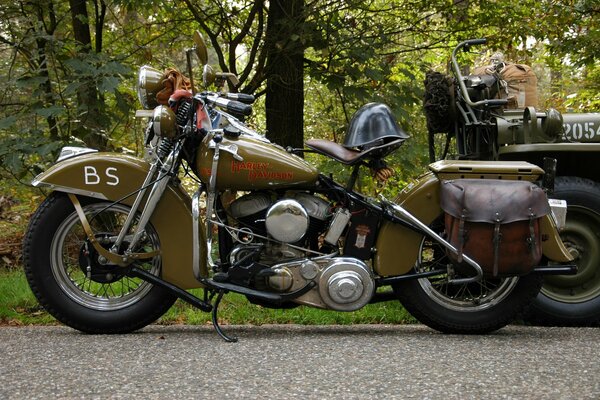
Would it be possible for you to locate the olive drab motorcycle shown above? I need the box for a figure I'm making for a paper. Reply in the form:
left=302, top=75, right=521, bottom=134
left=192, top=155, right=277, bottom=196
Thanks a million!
left=23, top=32, right=576, bottom=342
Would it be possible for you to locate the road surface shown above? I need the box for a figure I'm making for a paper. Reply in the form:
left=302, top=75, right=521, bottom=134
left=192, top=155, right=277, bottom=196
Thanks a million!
left=1, top=324, right=599, bottom=399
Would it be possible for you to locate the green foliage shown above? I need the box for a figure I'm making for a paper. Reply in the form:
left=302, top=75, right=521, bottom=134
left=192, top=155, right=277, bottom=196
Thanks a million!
left=0, top=0, right=596, bottom=184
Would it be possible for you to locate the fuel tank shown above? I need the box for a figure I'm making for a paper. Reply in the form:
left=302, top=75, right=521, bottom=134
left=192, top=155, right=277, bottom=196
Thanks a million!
left=195, top=133, right=319, bottom=190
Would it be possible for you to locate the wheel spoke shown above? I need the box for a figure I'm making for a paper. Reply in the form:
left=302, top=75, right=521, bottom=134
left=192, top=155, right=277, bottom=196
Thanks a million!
left=50, top=202, right=161, bottom=311
left=415, top=227, right=519, bottom=311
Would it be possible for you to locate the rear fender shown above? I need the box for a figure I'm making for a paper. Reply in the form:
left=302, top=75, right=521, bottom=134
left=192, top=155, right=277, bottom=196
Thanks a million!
left=374, top=172, right=573, bottom=277
left=32, top=151, right=205, bottom=289
left=374, top=173, right=441, bottom=277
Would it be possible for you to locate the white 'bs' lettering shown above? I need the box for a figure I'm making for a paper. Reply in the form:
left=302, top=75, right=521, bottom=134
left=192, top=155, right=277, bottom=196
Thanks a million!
left=84, top=166, right=120, bottom=186
left=105, top=167, right=119, bottom=186
left=84, top=166, right=101, bottom=185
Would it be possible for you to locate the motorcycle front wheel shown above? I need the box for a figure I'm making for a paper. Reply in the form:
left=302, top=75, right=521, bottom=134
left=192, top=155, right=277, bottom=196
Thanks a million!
left=393, top=235, right=543, bottom=334
left=23, top=192, right=176, bottom=333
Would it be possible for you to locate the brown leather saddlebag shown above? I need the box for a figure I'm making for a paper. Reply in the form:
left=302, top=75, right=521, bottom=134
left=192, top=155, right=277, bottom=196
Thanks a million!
left=440, top=179, right=550, bottom=277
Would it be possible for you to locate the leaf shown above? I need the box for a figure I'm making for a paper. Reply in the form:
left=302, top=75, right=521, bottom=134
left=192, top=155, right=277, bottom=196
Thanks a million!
left=114, top=90, right=134, bottom=114
left=34, top=106, right=65, bottom=118
left=364, top=68, right=384, bottom=81
left=64, top=58, right=92, bottom=73
left=0, top=116, right=17, bottom=130
left=397, top=68, right=416, bottom=81
left=98, top=76, right=120, bottom=93
left=64, top=81, right=85, bottom=96
left=2, top=152, right=23, bottom=175
left=98, top=61, right=131, bottom=76
left=35, top=142, right=62, bottom=157
left=15, top=76, right=48, bottom=89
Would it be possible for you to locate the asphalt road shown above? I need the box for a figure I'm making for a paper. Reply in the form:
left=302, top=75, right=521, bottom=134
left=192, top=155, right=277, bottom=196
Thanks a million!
left=0, top=324, right=599, bottom=399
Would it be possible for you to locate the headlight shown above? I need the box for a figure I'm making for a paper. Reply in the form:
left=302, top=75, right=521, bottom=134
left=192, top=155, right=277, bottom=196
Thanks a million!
left=152, top=105, right=177, bottom=138
left=137, top=66, right=164, bottom=109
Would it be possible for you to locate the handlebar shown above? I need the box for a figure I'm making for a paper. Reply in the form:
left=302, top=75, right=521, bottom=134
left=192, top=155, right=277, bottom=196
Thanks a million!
left=451, top=38, right=508, bottom=109
left=224, top=93, right=255, bottom=104
left=205, top=94, right=253, bottom=116
left=460, top=38, right=487, bottom=47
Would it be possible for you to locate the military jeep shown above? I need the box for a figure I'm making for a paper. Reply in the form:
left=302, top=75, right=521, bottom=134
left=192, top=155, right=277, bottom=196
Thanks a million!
left=425, top=39, right=600, bottom=325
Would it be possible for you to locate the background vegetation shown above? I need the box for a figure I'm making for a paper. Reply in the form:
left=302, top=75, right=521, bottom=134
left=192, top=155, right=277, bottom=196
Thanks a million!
left=0, top=0, right=597, bottom=325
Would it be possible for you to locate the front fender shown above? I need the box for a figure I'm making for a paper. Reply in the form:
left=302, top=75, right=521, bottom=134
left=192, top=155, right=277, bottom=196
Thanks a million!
left=32, top=152, right=205, bottom=289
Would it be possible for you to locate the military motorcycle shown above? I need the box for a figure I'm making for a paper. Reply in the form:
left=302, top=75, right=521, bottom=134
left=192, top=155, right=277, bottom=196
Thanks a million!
left=23, top=33, right=575, bottom=341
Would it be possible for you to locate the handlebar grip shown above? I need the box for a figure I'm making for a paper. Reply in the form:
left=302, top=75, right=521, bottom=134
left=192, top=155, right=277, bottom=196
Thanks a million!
left=226, top=100, right=253, bottom=116
left=483, top=99, right=508, bottom=107
left=226, top=93, right=255, bottom=104
left=464, top=38, right=487, bottom=46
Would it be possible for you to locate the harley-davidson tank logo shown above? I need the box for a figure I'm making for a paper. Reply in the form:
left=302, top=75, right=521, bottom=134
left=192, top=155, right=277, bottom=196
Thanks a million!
left=231, top=161, right=269, bottom=173
left=230, top=161, right=294, bottom=181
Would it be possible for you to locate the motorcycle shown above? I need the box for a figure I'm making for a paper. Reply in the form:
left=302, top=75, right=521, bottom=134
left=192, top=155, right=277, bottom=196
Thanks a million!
left=23, top=32, right=576, bottom=342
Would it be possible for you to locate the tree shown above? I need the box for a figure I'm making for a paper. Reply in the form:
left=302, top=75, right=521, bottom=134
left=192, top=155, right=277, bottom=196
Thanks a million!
left=263, top=0, right=305, bottom=148
left=68, top=0, right=110, bottom=150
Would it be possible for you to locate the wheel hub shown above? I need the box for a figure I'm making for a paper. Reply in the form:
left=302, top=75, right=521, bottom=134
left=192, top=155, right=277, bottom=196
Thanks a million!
left=78, top=234, right=126, bottom=284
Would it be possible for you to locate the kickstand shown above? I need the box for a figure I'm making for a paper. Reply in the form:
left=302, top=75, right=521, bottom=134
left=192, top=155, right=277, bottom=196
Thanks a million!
left=211, top=290, right=238, bottom=343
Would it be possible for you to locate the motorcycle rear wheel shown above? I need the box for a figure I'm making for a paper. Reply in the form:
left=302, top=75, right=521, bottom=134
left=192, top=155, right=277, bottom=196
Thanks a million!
left=23, top=192, right=176, bottom=333
left=393, top=235, right=543, bottom=334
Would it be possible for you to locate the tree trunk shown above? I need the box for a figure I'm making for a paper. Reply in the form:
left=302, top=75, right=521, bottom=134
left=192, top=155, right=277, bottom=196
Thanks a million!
left=69, top=0, right=92, bottom=49
left=34, top=2, right=60, bottom=142
left=264, top=0, right=305, bottom=149
left=68, top=0, right=109, bottom=150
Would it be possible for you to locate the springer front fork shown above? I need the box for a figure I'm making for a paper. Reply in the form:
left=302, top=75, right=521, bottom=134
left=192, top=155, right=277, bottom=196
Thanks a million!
left=69, top=141, right=184, bottom=268
left=116, top=142, right=183, bottom=256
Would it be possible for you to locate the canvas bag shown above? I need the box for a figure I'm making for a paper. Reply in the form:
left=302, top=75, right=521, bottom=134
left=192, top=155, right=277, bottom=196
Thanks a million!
left=473, top=63, right=538, bottom=108
left=500, top=63, right=538, bottom=108
left=440, top=179, right=550, bottom=277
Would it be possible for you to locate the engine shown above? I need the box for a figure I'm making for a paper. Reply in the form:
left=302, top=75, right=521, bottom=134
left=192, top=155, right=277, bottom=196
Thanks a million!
left=266, top=257, right=375, bottom=311
left=225, top=191, right=376, bottom=311
left=228, top=191, right=330, bottom=255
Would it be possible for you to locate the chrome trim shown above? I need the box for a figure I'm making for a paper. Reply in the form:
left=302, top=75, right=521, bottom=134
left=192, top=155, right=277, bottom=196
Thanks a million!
left=205, top=135, right=221, bottom=270
left=56, top=147, right=98, bottom=162
left=125, top=142, right=181, bottom=254
left=111, top=161, right=159, bottom=252
left=192, top=189, right=204, bottom=280
left=135, top=110, right=154, bottom=118
left=220, top=112, right=270, bottom=142
left=265, top=199, right=309, bottom=243
left=380, top=196, right=483, bottom=284
left=207, top=140, right=243, bottom=161
left=548, top=199, right=567, bottom=231
left=210, top=219, right=327, bottom=256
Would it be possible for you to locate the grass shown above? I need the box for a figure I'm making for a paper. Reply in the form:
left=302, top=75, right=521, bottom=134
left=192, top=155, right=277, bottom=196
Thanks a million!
left=0, top=268, right=416, bottom=326
left=160, top=289, right=416, bottom=326
left=0, top=269, right=56, bottom=325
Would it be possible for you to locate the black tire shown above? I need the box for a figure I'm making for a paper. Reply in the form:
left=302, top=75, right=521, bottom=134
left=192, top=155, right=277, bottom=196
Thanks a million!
left=23, top=192, right=176, bottom=333
left=393, top=234, right=543, bottom=334
left=524, top=176, right=600, bottom=326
